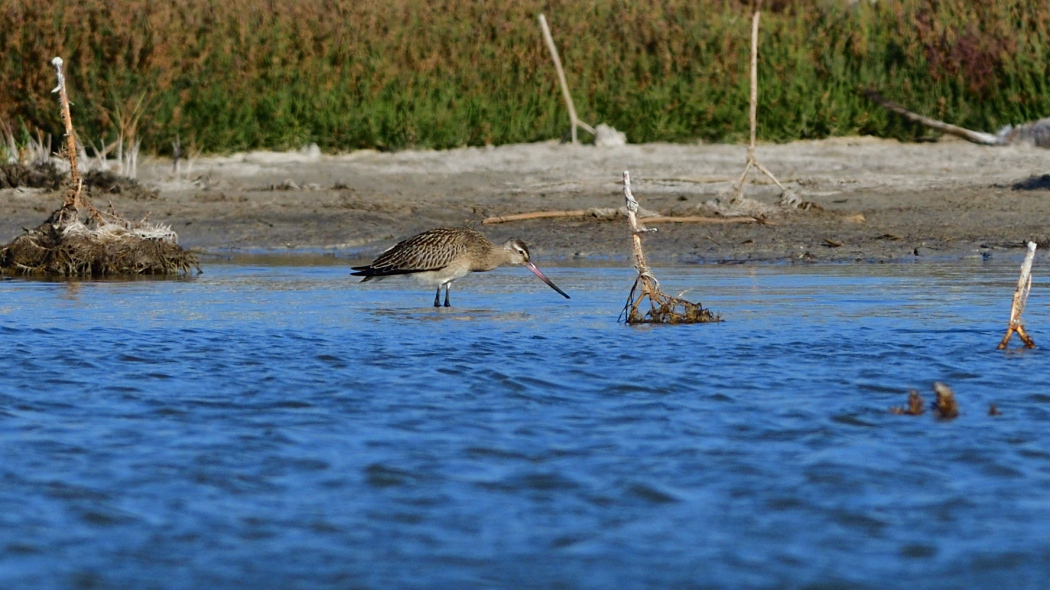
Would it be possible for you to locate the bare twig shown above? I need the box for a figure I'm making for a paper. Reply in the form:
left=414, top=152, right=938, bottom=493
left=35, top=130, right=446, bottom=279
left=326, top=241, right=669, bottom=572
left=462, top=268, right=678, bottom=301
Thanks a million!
left=89, top=136, right=116, bottom=171
left=538, top=13, right=595, bottom=144
left=26, top=130, right=52, bottom=166
left=484, top=210, right=589, bottom=224
left=623, top=171, right=656, bottom=279
left=124, top=137, right=141, bottom=179
left=645, top=215, right=761, bottom=224
left=998, top=241, right=1037, bottom=349
left=105, top=93, right=148, bottom=178
left=890, top=389, right=925, bottom=415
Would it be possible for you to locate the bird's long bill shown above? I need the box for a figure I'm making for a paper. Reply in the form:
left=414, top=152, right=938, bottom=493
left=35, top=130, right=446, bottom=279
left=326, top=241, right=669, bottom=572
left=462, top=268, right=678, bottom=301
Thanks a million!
left=525, top=262, right=570, bottom=299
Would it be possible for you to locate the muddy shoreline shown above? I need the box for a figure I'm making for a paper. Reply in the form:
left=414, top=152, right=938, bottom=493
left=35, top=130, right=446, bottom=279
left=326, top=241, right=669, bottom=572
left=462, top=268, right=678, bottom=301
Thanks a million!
left=3, top=137, right=1048, bottom=267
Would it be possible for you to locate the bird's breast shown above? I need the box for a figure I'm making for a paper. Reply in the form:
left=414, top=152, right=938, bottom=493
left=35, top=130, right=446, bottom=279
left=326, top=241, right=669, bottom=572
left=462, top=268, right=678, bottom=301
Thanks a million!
left=411, top=261, right=473, bottom=287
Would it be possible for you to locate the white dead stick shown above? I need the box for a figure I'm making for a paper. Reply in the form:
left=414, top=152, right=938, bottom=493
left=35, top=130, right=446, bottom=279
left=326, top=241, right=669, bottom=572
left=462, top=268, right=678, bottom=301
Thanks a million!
left=731, top=5, right=789, bottom=200
left=538, top=13, right=595, bottom=144
left=998, top=241, right=1037, bottom=349
left=623, top=171, right=658, bottom=286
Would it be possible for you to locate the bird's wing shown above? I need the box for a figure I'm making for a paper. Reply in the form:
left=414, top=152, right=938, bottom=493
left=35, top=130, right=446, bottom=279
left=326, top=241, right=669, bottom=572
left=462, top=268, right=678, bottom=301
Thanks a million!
left=355, top=228, right=476, bottom=276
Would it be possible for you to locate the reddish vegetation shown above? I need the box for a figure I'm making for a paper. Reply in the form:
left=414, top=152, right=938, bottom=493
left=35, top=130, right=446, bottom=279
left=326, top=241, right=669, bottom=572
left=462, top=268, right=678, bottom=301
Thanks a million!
left=1, top=1, right=1048, bottom=151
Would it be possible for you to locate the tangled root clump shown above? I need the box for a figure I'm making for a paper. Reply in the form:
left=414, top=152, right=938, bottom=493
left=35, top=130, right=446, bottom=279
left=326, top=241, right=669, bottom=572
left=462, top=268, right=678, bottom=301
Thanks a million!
left=622, top=277, right=721, bottom=325
left=0, top=213, right=199, bottom=277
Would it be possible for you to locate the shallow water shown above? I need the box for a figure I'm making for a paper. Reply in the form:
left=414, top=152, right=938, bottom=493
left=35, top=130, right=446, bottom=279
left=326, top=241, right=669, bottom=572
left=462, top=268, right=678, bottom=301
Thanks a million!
left=2, top=259, right=1049, bottom=589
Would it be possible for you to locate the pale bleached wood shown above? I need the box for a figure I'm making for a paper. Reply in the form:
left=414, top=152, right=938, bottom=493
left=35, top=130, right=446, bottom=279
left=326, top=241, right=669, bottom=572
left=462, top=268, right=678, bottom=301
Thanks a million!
left=538, top=14, right=595, bottom=144
left=483, top=210, right=588, bottom=224
left=482, top=210, right=760, bottom=225
left=998, top=241, right=1037, bottom=349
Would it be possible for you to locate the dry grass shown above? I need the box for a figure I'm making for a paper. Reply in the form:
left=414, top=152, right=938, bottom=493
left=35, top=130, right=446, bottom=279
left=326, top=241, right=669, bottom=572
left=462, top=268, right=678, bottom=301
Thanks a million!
left=0, top=214, right=199, bottom=276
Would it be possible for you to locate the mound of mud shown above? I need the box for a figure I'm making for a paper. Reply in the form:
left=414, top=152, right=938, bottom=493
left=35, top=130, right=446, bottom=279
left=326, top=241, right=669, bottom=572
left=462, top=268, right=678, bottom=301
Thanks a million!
left=1011, top=174, right=1050, bottom=191
left=0, top=162, right=64, bottom=190
left=83, top=169, right=159, bottom=200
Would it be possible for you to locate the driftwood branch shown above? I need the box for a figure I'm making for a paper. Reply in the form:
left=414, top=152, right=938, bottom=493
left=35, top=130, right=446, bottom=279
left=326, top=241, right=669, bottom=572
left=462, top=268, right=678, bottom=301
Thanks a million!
left=482, top=208, right=760, bottom=225
left=864, top=90, right=1000, bottom=145
left=538, top=13, right=595, bottom=144
left=998, top=241, right=1037, bottom=349
left=623, top=171, right=654, bottom=279
left=619, top=171, right=719, bottom=325
left=864, top=89, right=1050, bottom=148
left=484, top=210, right=589, bottom=224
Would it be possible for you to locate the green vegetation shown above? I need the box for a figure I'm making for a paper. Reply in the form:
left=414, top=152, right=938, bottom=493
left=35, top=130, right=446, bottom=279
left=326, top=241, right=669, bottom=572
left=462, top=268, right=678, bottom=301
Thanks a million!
left=1, top=0, right=1047, bottom=153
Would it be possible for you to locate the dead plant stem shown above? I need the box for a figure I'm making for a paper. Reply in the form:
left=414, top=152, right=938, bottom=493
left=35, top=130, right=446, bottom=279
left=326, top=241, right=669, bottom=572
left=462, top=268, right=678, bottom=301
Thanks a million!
left=538, top=13, right=595, bottom=144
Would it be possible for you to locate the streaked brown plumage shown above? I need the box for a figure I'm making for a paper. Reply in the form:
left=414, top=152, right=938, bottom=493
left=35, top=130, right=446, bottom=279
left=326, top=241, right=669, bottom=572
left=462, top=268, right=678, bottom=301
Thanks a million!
left=351, top=227, right=570, bottom=307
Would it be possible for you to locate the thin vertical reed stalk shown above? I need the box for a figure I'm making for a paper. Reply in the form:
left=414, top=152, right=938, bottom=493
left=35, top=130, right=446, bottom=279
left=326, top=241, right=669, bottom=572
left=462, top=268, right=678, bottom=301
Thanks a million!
left=732, top=4, right=788, bottom=200
left=538, top=13, right=594, bottom=144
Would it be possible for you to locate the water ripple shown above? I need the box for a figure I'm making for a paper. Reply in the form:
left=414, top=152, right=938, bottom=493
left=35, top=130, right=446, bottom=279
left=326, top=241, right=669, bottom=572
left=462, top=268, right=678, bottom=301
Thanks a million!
left=1, top=262, right=1049, bottom=588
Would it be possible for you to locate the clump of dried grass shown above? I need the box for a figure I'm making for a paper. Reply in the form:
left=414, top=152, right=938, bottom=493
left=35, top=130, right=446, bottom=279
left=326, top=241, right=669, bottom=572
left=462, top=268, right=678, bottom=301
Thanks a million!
left=0, top=162, right=64, bottom=190
left=0, top=57, right=197, bottom=278
left=0, top=210, right=198, bottom=276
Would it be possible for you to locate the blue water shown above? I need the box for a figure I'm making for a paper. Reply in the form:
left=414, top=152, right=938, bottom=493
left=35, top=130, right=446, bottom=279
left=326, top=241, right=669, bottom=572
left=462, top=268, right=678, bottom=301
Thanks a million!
left=2, top=259, right=1049, bottom=589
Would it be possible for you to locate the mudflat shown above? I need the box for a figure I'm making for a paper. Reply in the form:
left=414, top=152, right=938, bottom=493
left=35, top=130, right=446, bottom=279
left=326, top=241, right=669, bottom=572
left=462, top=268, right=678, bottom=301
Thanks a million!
left=3, top=136, right=1048, bottom=265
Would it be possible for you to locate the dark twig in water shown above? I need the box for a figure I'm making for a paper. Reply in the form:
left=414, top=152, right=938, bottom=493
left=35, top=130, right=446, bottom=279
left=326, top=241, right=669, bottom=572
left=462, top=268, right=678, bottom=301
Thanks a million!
left=890, top=389, right=925, bottom=415
left=932, top=382, right=959, bottom=419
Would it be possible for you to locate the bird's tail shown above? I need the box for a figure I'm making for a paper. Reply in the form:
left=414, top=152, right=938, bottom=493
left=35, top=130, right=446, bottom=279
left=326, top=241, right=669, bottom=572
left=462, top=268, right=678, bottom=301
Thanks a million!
left=351, top=266, right=376, bottom=282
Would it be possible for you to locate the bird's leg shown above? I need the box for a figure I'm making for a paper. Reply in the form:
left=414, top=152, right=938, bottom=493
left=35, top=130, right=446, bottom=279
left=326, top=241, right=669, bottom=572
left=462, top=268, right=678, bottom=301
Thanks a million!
left=443, top=283, right=452, bottom=307
left=433, top=286, right=441, bottom=308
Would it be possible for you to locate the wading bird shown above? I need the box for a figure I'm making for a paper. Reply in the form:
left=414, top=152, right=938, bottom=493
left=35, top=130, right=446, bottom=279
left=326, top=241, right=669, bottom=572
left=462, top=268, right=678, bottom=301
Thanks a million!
left=351, top=227, right=570, bottom=307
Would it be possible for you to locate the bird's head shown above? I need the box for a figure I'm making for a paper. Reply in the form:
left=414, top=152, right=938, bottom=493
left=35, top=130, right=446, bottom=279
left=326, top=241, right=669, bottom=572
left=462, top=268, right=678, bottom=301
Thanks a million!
left=502, top=238, right=531, bottom=265
left=501, top=238, right=570, bottom=299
